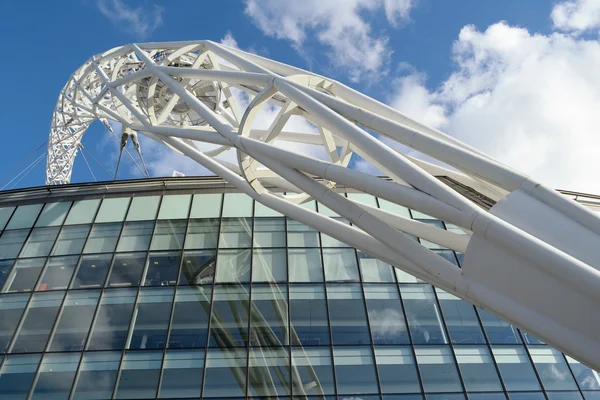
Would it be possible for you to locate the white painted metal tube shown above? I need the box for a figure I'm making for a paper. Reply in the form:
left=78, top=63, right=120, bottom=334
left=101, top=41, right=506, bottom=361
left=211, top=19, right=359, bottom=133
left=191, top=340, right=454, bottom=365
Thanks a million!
left=157, top=66, right=271, bottom=87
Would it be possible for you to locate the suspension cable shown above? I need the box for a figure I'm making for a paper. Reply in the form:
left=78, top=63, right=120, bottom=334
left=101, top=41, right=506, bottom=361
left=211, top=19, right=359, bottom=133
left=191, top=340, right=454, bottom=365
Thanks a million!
left=80, top=146, right=113, bottom=178
left=101, top=120, right=148, bottom=177
left=0, top=140, right=47, bottom=188
left=3, top=153, right=46, bottom=191
left=78, top=145, right=97, bottom=182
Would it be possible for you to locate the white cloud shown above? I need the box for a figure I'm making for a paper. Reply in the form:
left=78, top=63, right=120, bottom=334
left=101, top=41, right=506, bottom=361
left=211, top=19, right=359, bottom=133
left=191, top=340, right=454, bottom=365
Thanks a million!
left=551, top=0, right=600, bottom=33
left=244, top=0, right=413, bottom=82
left=96, top=0, right=163, bottom=39
left=220, top=31, right=239, bottom=49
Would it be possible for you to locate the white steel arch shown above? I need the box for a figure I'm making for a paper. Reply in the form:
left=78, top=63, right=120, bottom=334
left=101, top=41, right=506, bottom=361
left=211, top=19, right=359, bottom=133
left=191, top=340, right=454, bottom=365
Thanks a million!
left=47, top=40, right=600, bottom=369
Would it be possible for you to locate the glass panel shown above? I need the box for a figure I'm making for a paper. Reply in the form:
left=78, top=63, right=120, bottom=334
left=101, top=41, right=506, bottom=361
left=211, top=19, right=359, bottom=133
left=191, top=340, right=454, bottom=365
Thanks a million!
left=0, top=207, right=15, bottom=231
left=159, top=349, right=205, bottom=398
left=190, top=193, right=222, bottom=218
left=492, top=346, right=541, bottom=391
left=287, top=219, right=320, bottom=247
left=583, top=393, right=600, bottom=400
left=150, top=220, right=186, bottom=251
left=219, top=218, right=252, bottom=248
left=144, top=251, right=181, bottom=286
left=29, top=353, right=79, bottom=400
left=35, top=202, right=71, bottom=227
left=347, top=193, right=378, bottom=207
left=116, top=221, right=154, bottom=252
left=521, top=331, right=544, bottom=345
left=94, top=197, right=130, bottom=223
left=253, top=218, right=285, bottom=248
left=0, top=229, right=30, bottom=260
left=126, top=196, right=160, bottom=221
left=51, top=225, right=91, bottom=256
left=36, top=256, right=78, bottom=291
left=71, top=254, right=112, bottom=289
left=107, top=253, right=146, bottom=287
left=455, top=346, right=503, bottom=392
left=290, top=285, right=329, bottom=346
left=128, top=287, right=173, bottom=349
left=87, top=288, right=137, bottom=350
left=378, top=198, right=411, bottom=218
left=114, top=351, right=162, bottom=399
left=320, top=220, right=350, bottom=247
left=185, top=219, right=219, bottom=249
left=436, top=249, right=459, bottom=265
left=0, top=259, right=14, bottom=291
left=248, top=348, right=290, bottom=396
left=178, top=250, right=216, bottom=285
left=436, top=289, right=486, bottom=344
left=169, top=286, right=211, bottom=349
left=364, top=285, right=409, bottom=344
left=401, top=285, right=448, bottom=344
left=327, top=284, right=370, bottom=345
left=71, top=352, right=120, bottom=400
left=158, top=194, right=191, bottom=220
left=333, top=346, right=379, bottom=395
left=252, top=248, right=286, bottom=283
left=0, top=294, right=29, bottom=353
left=83, top=223, right=122, bottom=254
left=250, top=285, right=288, bottom=346
left=358, top=251, right=396, bottom=282
left=203, top=348, right=248, bottom=398
left=415, top=346, right=463, bottom=393
left=288, top=248, right=323, bottom=283
left=546, top=392, right=584, bottom=400
left=65, top=199, right=101, bottom=225
left=255, top=200, right=283, bottom=217
left=317, top=202, right=340, bottom=217
left=6, top=204, right=43, bottom=230
left=47, top=290, right=100, bottom=352
left=468, top=394, right=507, bottom=400
left=507, top=393, right=546, bottom=400
left=566, top=355, right=600, bottom=390
left=291, top=347, right=335, bottom=395
left=375, top=346, right=420, bottom=394
left=10, top=291, right=64, bottom=353
left=478, top=308, right=522, bottom=344
left=0, top=354, right=40, bottom=399
left=3, top=258, right=45, bottom=293
left=19, top=227, right=60, bottom=258
left=222, top=193, right=253, bottom=217
left=209, top=285, right=249, bottom=347
left=529, top=347, right=578, bottom=390
left=323, top=248, right=359, bottom=282
left=215, top=249, right=251, bottom=283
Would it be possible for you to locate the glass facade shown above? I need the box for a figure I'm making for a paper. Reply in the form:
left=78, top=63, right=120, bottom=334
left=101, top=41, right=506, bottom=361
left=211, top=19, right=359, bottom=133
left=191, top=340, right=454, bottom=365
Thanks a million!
left=0, top=182, right=596, bottom=400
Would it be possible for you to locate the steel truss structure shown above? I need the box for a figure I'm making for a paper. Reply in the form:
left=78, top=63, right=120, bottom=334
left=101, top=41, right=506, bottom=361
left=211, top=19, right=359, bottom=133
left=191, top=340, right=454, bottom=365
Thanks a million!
left=47, top=40, right=600, bottom=368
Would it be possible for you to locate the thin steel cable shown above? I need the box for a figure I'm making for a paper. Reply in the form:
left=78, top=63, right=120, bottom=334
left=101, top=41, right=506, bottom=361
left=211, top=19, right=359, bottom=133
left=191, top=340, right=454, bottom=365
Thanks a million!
left=79, top=149, right=97, bottom=182
left=4, top=153, right=46, bottom=190
left=135, top=147, right=151, bottom=178
left=0, top=140, right=47, bottom=187
left=113, top=148, right=124, bottom=181
left=81, top=146, right=113, bottom=178
left=105, top=124, right=147, bottom=177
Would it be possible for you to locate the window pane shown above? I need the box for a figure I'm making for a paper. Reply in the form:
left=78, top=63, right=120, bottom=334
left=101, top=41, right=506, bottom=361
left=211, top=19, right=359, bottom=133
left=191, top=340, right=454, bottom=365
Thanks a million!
left=36, top=256, right=78, bottom=291
left=288, top=248, right=323, bottom=282
left=185, top=219, right=219, bottom=249
left=334, top=346, right=379, bottom=395
left=6, top=204, right=43, bottom=230
left=323, top=248, right=359, bottom=282
left=292, top=347, right=335, bottom=395
left=203, top=348, right=248, bottom=397
left=94, top=197, right=130, bottom=223
left=179, top=250, right=216, bottom=285
left=347, top=193, right=378, bottom=207
left=51, top=225, right=91, bottom=256
left=401, top=285, right=448, bottom=344
left=47, top=290, right=100, bottom=352
left=287, top=219, right=320, bottom=247
left=35, top=202, right=71, bottom=227
left=219, top=218, right=252, bottom=248
left=114, top=351, right=162, bottom=399
left=378, top=198, right=411, bottom=218
left=190, top=193, right=222, bottom=218
left=0, top=207, right=15, bottom=230
left=358, top=251, right=396, bottom=282
left=566, top=355, right=600, bottom=390
left=71, top=352, right=120, bottom=400
left=0, top=354, right=40, bottom=399
left=128, top=287, right=174, bottom=349
left=492, top=346, right=541, bottom=391
left=0, top=229, right=29, bottom=260
left=159, top=349, right=205, bottom=398
left=0, top=294, right=29, bottom=353
left=151, top=220, right=186, bottom=250
left=437, top=289, right=485, bottom=344
left=247, top=347, right=290, bottom=396
left=255, top=200, right=283, bottom=217
left=65, top=199, right=100, bottom=225
left=290, top=285, right=329, bottom=346
left=375, top=346, right=420, bottom=393
left=529, top=347, right=578, bottom=390
left=468, top=393, right=507, bottom=400
left=250, top=285, right=288, bottom=346
left=215, top=249, right=251, bottom=283
left=546, top=392, right=584, bottom=400
left=478, top=308, right=522, bottom=344
left=327, top=284, right=371, bottom=345
left=415, top=346, right=463, bottom=393
left=209, top=285, right=249, bottom=347
left=29, top=353, right=80, bottom=400
left=320, top=221, right=350, bottom=247
left=252, top=248, right=287, bottom=283
left=87, top=288, right=136, bottom=350
left=169, top=286, right=211, bottom=349
left=364, top=285, right=409, bottom=344
left=158, top=194, right=191, bottom=220
left=83, top=223, right=122, bottom=254
left=0, top=260, right=12, bottom=290
left=3, top=258, right=45, bottom=293
left=455, top=346, right=503, bottom=392
left=144, top=251, right=181, bottom=286
left=116, top=221, right=154, bottom=252
left=222, top=193, right=253, bottom=217
left=253, top=218, right=285, bottom=248
left=19, top=227, right=60, bottom=258
left=10, top=291, right=64, bottom=353
left=107, top=253, right=146, bottom=287
left=71, top=254, right=112, bottom=289
left=126, top=196, right=160, bottom=221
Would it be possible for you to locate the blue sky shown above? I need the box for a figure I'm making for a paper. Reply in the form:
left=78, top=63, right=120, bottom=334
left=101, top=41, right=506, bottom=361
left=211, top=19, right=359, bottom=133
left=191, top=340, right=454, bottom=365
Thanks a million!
left=1, top=0, right=599, bottom=192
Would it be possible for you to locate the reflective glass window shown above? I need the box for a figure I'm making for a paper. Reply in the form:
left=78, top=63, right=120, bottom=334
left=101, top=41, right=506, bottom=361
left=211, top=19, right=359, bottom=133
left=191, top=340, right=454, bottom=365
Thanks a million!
left=437, top=289, right=485, bottom=344
left=290, top=285, right=329, bottom=346
left=415, top=346, right=463, bottom=393
left=19, top=227, right=60, bottom=258
left=478, top=308, right=522, bottom=344
left=521, top=331, right=544, bottom=345
left=35, top=202, right=71, bottom=227
left=0, top=294, right=29, bottom=353
left=203, top=348, right=248, bottom=398
left=365, top=285, right=409, bottom=344
left=347, top=192, right=378, bottom=207
left=144, top=251, right=181, bottom=286
left=317, top=202, right=340, bottom=217
left=323, top=248, right=359, bottom=282
left=375, top=346, right=420, bottom=394
left=151, top=220, right=186, bottom=251
left=435, top=249, right=459, bottom=265
left=169, top=286, right=211, bottom=349
left=255, top=200, right=283, bottom=217
left=529, top=347, right=578, bottom=390
left=291, top=347, right=335, bottom=395
left=71, top=352, right=120, bottom=400
left=3, top=258, right=45, bottom=293
left=179, top=250, right=216, bottom=285
left=583, top=393, right=600, bottom=400
left=378, top=198, right=411, bottom=218
left=185, top=219, right=219, bottom=249
left=6, top=204, right=43, bottom=230
left=320, top=219, right=351, bottom=247
left=507, top=392, right=547, bottom=400
left=83, top=223, right=122, bottom=254
left=29, top=353, right=80, bottom=400
left=546, top=392, right=584, bottom=400
left=468, top=394, right=507, bottom=400
left=215, top=249, right=251, bottom=283
left=71, top=254, right=112, bottom=289
left=10, top=291, right=64, bottom=353
left=358, top=251, right=396, bottom=282
left=327, top=284, right=371, bottom=345
left=190, top=193, right=222, bottom=218
left=287, top=219, right=320, bottom=247
left=87, top=288, right=136, bottom=350
left=159, top=349, right=205, bottom=398
left=47, top=290, right=100, bottom=352
left=252, top=248, right=286, bottom=283
left=288, top=248, right=323, bottom=282
left=0, top=259, right=13, bottom=290
left=107, top=253, right=146, bottom=287
left=94, top=197, right=130, bottom=223
left=51, top=225, right=91, bottom=256
left=566, top=355, right=600, bottom=390
left=126, top=196, right=160, bottom=221
left=209, top=285, right=249, bottom=347
left=334, top=346, right=379, bottom=395
left=64, top=199, right=100, bottom=225
left=116, top=221, right=154, bottom=252
left=158, top=194, right=191, bottom=220
left=401, top=285, right=448, bottom=344
left=36, top=256, right=78, bottom=291
left=0, top=229, right=29, bottom=260
left=492, top=346, right=541, bottom=391
left=222, top=193, right=253, bottom=217
left=253, top=217, right=285, bottom=248
left=455, top=346, right=503, bottom=392
left=114, top=351, right=162, bottom=399
left=219, top=217, right=252, bottom=248
left=0, top=354, right=40, bottom=399
left=0, top=206, right=15, bottom=230
left=250, top=284, right=288, bottom=346
left=128, top=287, right=173, bottom=349
left=248, top=347, right=290, bottom=396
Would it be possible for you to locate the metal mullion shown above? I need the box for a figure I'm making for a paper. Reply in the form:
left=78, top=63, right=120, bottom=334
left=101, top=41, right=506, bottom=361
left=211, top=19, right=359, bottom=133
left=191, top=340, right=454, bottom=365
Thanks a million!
left=152, top=284, right=177, bottom=400
left=121, top=195, right=156, bottom=288
left=323, top=282, right=338, bottom=398
left=245, top=195, right=255, bottom=397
